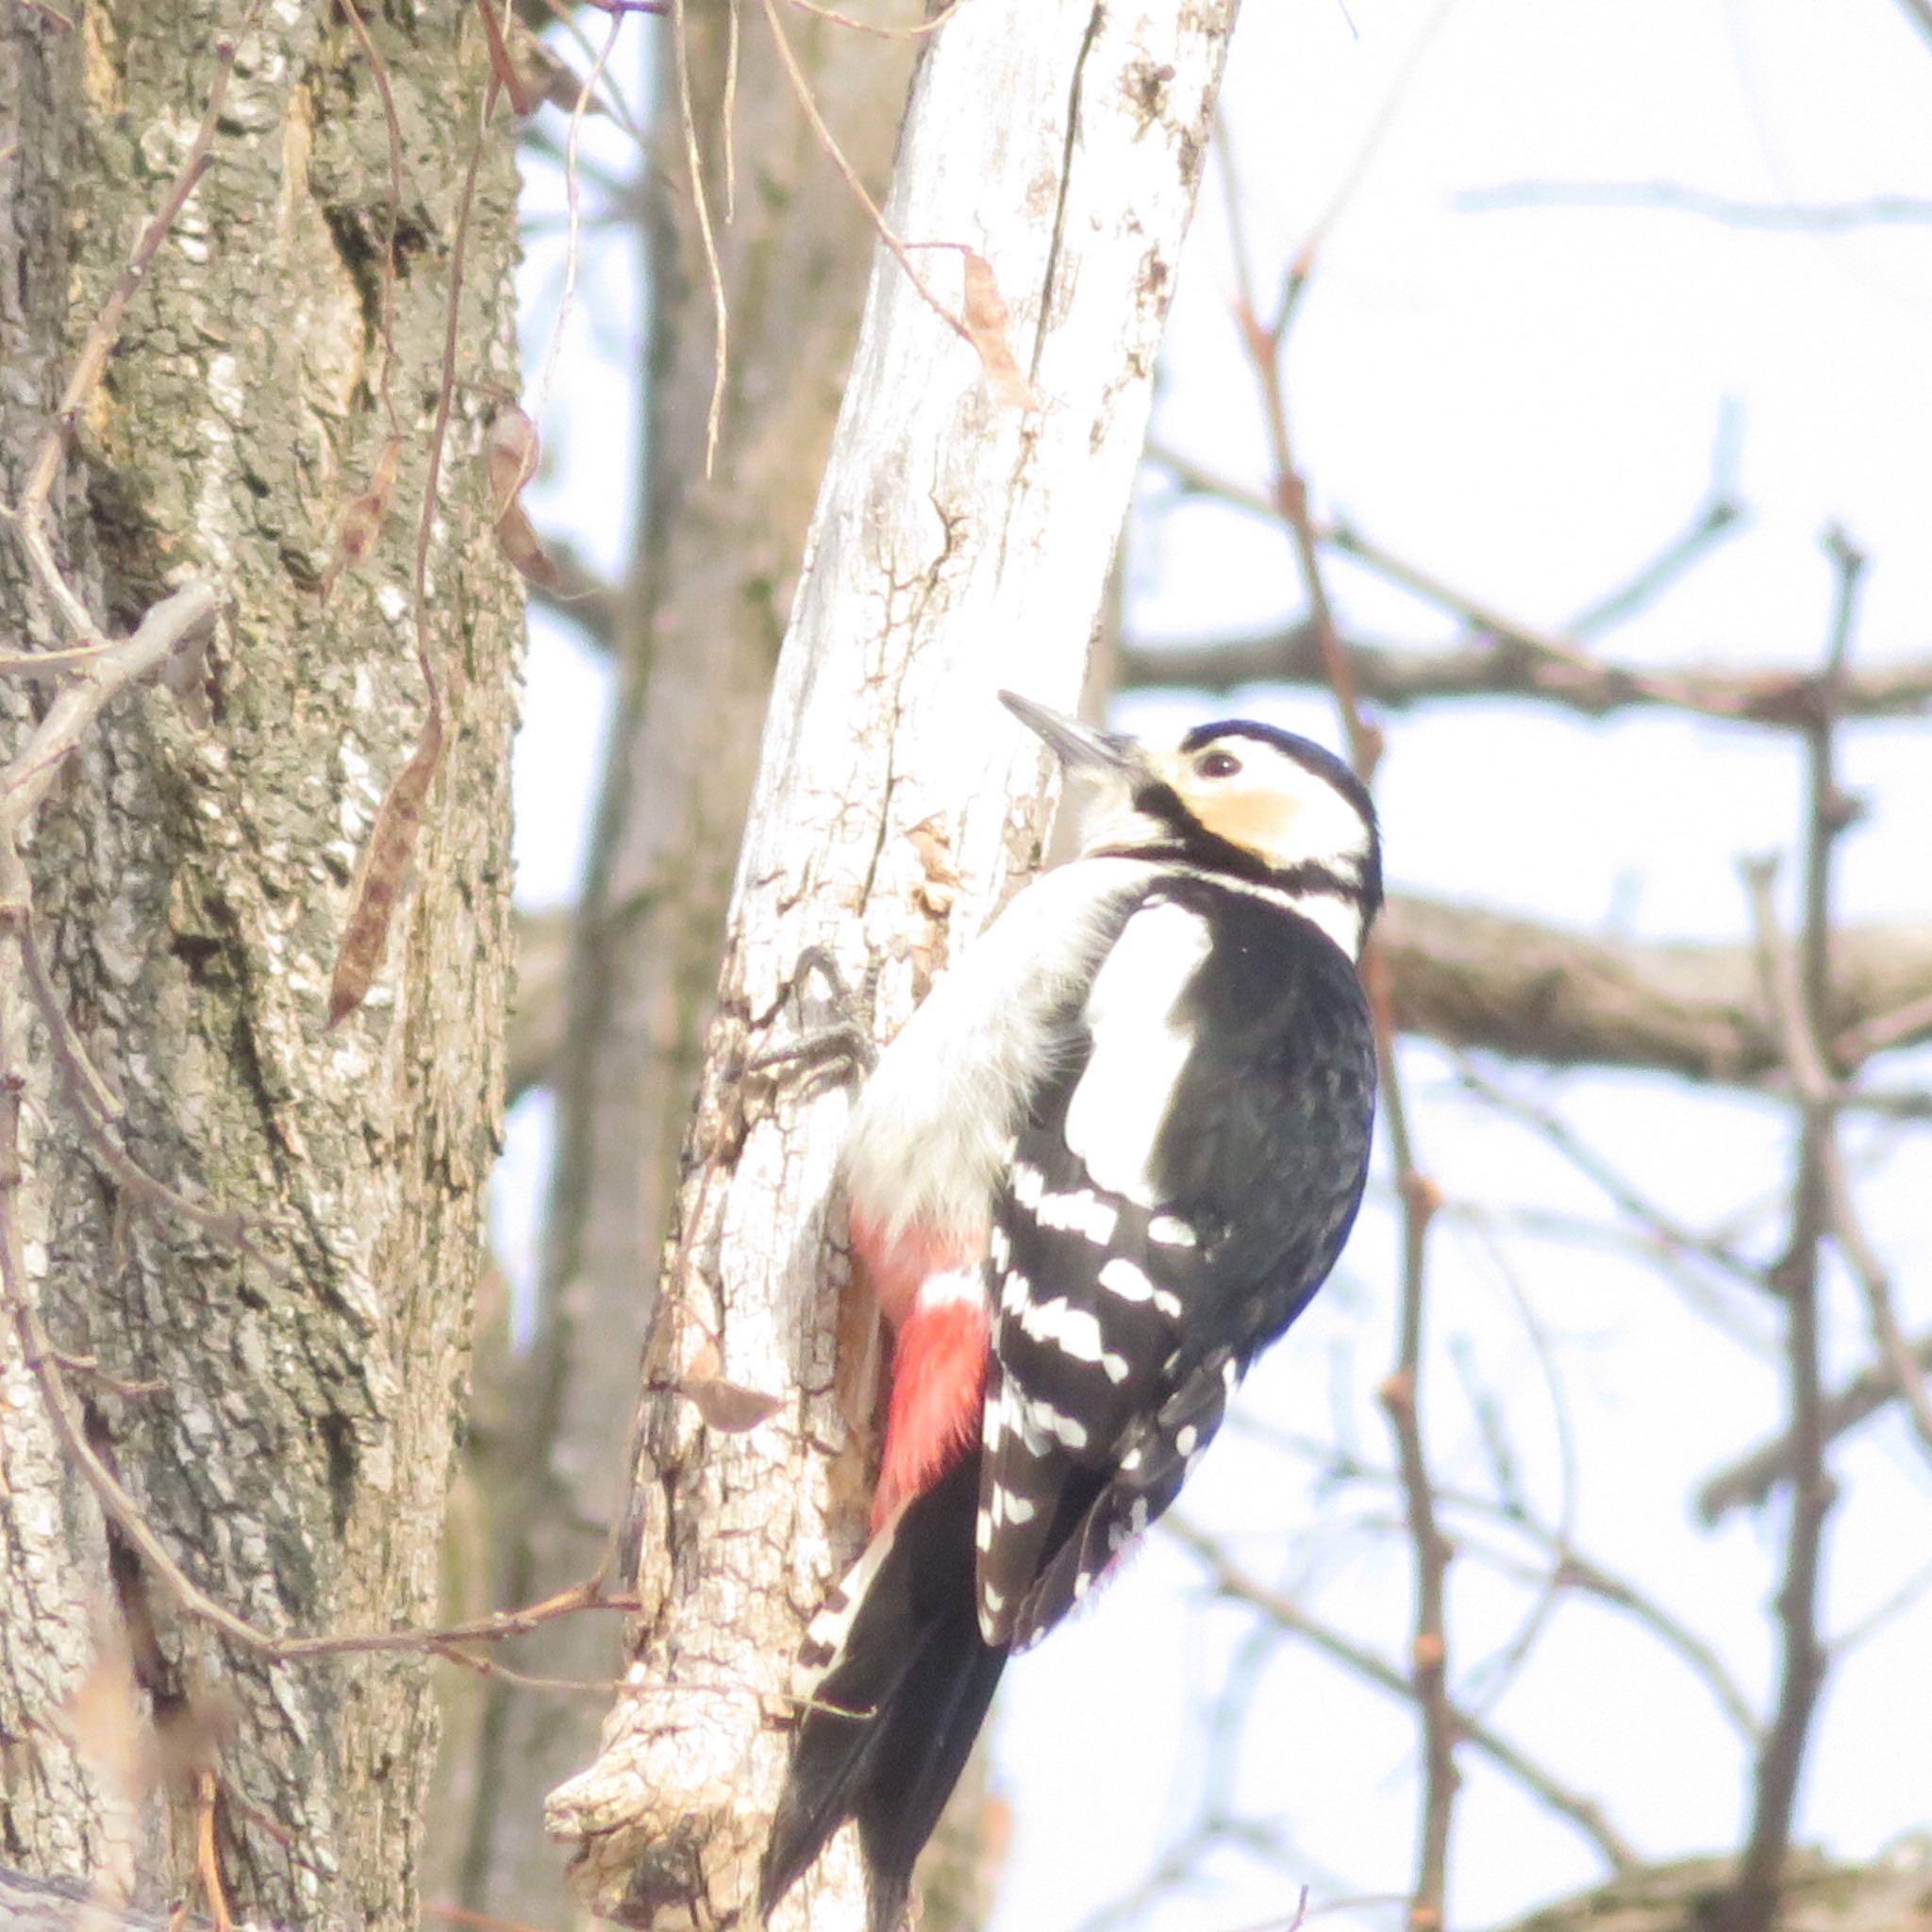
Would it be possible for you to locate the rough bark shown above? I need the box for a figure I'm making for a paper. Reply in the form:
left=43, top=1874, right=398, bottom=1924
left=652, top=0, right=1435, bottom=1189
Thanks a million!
left=542, top=2, right=1240, bottom=1926
left=1500, top=1851, right=1932, bottom=1932
left=450, top=10, right=924, bottom=1924
left=0, top=8, right=520, bottom=1928
left=1379, top=896, right=1932, bottom=1082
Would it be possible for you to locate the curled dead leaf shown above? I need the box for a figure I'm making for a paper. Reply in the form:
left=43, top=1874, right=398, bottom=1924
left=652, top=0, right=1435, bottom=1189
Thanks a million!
left=675, top=1375, right=784, bottom=1434
left=326, top=708, right=442, bottom=1029
left=485, top=407, right=561, bottom=588
left=961, top=249, right=1041, bottom=410
left=321, top=436, right=404, bottom=603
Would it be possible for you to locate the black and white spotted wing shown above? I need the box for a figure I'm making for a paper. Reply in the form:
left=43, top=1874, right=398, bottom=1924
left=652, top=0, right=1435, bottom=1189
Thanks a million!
left=974, top=874, right=1377, bottom=1650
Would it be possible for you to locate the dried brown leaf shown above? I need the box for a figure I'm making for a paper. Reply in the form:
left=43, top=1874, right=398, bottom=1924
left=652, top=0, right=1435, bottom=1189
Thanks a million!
left=671, top=1338, right=779, bottom=1432
left=508, top=16, right=608, bottom=119
left=494, top=498, right=563, bottom=589
left=675, top=1375, right=784, bottom=1434
left=321, top=436, right=404, bottom=602
left=474, top=0, right=534, bottom=115
left=484, top=406, right=541, bottom=509
left=326, top=708, right=442, bottom=1028
left=961, top=249, right=1040, bottom=410
left=484, top=407, right=560, bottom=587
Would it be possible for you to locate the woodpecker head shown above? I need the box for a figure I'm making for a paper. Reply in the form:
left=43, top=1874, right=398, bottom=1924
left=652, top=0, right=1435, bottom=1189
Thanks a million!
left=1001, top=691, right=1382, bottom=956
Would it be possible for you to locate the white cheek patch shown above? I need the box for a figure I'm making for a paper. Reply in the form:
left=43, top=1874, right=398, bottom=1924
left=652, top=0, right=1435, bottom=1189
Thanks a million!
left=1062, top=902, right=1212, bottom=1207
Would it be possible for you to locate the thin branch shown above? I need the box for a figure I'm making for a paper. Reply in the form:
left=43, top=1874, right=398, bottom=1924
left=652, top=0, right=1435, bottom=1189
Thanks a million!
left=1280, top=1434, right=1762, bottom=1746
left=670, top=0, right=730, bottom=473
left=1168, top=1521, right=1641, bottom=1876
left=1564, top=477, right=1744, bottom=641
left=1456, top=181, right=1932, bottom=230
left=1893, top=0, right=1932, bottom=49
left=1717, top=530, right=1868, bottom=1932
left=1136, top=450, right=1932, bottom=728
left=778, top=0, right=967, bottom=38
left=1697, top=1328, right=1932, bottom=1523
left=756, top=0, right=974, bottom=354
left=1216, top=157, right=1455, bottom=1924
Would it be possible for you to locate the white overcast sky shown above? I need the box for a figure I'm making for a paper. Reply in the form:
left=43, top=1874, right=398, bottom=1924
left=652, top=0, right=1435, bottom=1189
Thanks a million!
left=506, top=5, right=1932, bottom=1927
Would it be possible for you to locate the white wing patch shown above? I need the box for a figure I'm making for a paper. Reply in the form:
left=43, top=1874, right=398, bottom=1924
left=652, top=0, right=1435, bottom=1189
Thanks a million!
left=1060, top=901, right=1212, bottom=1206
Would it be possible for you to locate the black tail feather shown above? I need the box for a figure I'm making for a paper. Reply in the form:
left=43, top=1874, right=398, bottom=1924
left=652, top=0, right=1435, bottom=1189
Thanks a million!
left=761, top=1455, right=1008, bottom=1932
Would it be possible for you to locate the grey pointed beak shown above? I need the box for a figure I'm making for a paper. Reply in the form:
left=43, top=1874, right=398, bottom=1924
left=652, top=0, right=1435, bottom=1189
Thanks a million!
left=998, top=691, right=1141, bottom=774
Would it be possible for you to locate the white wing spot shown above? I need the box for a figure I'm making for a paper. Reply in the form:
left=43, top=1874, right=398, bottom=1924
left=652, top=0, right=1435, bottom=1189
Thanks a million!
left=1102, top=1350, right=1132, bottom=1384
left=1025, top=1403, right=1090, bottom=1452
left=1147, top=1214, right=1199, bottom=1249
left=1000, top=1269, right=1032, bottom=1315
left=1153, top=1288, right=1184, bottom=1320
left=1174, top=1424, right=1199, bottom=1458
left=1035, top=1189, right=1120, bottom=1244
left=1012, top=1163, right=1045, bottom=1208
left=998, top=1488, right=1039, bottom=1526
left=1098, top=1257, right=1154, bottom=1303
left=1018, top=1296, right=1107, bottom=1365
left=975, top=1509, right=993, bottom=1552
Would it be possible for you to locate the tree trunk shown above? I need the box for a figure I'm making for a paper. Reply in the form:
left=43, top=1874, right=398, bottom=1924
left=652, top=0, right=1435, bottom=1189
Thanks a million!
left=449, top=9, right=924, bottom=1924
left=0, top=8, right=521, bottom=1927
left=545, top=2, right=1240, bottom=1926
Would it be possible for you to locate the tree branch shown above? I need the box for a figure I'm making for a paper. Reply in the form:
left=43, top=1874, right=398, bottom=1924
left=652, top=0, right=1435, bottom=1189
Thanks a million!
left=510, top=898, right=1932, bottom=1099
left=1167, top=1521, right=1641, bottom=1877
left=1119, top=616, right=1932, bottom=727
left=1696, top=1329, right=1932, bottom=1524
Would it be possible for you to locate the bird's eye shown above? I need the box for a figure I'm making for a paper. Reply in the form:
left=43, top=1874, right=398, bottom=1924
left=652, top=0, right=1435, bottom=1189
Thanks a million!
left=1196, top=749, right=1242, bottom=779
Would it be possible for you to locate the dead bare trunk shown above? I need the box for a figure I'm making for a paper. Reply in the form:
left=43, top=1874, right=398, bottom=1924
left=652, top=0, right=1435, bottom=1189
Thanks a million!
left=448, top=10, right=924, bottom=1924
left=544, top=3, right=1241, bottom=1926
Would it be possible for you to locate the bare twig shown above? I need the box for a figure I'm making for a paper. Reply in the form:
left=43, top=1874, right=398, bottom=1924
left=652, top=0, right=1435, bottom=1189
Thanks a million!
left=1696, top=1328, right=1932, bottom=1522
left=1136, top=450, right=1932, bottom=730
left=758, top=0, right=974, bottom=357
left=1892, top=0, right=1932, bottom=49
left=670, top=0, right=731, bottom=473
left=1716, top=530, right=1869, bottom=1932
left=1217, top=152, right=1454, bottom=1925
left=1274, top=1428, right=1763, bottom=1746
left=1565, top=475, right=1744, bottom=641
left=1456, top=180, right=1932, bottom=229
left=1168, top=1521, right=1641, bottom=1875
left=779, top=0, right=967, bottom=34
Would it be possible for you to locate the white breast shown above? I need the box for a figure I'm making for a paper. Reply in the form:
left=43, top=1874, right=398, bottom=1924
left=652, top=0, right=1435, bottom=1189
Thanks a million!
left=842, top=857, right=1158, bottom=1245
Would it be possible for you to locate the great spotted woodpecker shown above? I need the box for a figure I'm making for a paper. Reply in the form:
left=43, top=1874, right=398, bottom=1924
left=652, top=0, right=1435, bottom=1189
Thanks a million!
left=761, top=692, right=1382, bottom=1932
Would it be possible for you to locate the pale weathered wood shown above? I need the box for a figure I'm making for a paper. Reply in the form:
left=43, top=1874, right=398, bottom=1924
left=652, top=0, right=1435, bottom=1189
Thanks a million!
left=543, top=2, right=1241, bottom=1926
left=447, top=10, right=925, bottom=1924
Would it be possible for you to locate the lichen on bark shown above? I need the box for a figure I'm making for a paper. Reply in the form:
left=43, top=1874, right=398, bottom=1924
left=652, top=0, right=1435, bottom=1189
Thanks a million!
left=0, top=6, right=523, bottom=1926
